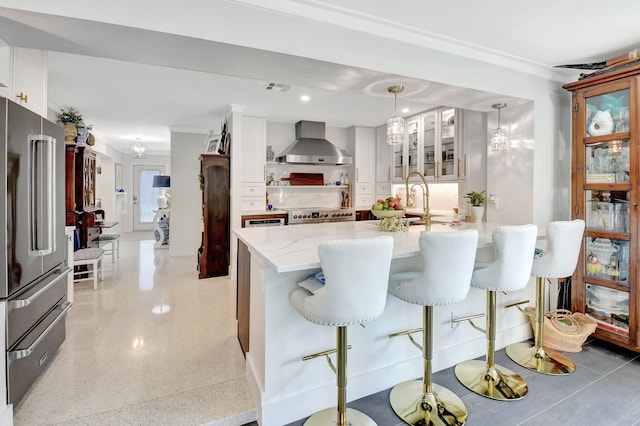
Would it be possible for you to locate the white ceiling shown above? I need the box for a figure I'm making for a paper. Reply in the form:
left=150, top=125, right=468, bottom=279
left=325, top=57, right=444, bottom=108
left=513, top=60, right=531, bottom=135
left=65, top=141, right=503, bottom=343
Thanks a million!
left=0, top=1, right=639, bottom=154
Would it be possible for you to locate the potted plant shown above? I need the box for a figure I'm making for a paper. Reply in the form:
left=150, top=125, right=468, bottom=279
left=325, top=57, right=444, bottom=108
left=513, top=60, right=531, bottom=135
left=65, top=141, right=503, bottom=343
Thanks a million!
left=464, top=190, right=486, bottom=222
left=57, top=108, right=93, bottom=145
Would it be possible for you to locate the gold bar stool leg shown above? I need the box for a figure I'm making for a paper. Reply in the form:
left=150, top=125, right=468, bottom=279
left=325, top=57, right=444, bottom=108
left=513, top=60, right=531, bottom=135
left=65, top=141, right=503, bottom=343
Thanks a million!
left=304, top=326, right=377, bottom=426
left=506, top=277, right=575, bottom=375
left=455, top=291, right=528, bottom=401
left=390, top=306, right=467, bottom=425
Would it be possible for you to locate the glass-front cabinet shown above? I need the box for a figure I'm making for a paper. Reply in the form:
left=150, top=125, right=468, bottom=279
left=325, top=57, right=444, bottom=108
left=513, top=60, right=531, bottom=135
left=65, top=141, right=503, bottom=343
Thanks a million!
left=565, top=67, right=639, bottom=350
left=390, top=107, right=459, bottom=181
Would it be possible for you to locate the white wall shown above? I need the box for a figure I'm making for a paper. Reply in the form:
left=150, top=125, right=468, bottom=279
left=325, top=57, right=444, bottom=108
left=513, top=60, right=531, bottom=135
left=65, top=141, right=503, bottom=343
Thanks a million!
left=169, top=130, right=206, bottom=257
left=486, top=101, right=535, bottom=225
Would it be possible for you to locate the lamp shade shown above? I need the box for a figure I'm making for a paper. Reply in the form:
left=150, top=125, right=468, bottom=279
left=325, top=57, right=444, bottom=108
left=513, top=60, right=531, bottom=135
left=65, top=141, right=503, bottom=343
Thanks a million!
left=152, top=175, right=171, bottom=188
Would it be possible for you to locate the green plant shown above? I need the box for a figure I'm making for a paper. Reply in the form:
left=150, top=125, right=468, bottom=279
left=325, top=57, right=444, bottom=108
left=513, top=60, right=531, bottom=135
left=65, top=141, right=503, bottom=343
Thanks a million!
left=464, top=190, right=486, bottom=206
left=57, top=108, right=94, bottom=130
left=57, top=107, right=83, bottom=124
left=198, top=173, right=204, bottom=191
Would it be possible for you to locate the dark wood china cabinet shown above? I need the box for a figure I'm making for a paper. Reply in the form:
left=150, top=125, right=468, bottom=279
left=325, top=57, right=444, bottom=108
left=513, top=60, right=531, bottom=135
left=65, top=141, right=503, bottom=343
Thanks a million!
left=65, top=145, right=99, bottom=247
left=564, top=63, right=640, bottom=351
left=198, top=154, right=230, bottom=278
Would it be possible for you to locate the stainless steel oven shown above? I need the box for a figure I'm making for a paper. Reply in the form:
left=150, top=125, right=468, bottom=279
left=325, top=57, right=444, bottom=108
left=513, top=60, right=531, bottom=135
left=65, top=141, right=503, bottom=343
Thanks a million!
left=285, top=207, right=355, bottom=225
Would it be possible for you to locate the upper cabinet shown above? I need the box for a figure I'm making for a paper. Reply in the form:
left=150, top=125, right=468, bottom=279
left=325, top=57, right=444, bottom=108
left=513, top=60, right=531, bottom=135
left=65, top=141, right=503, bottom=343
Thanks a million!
left=0, top=47, right=48, bottom=116
left=564, top=65, right=639, bottom=351
left=347, top=126, right=375, bottom=208
left=241, top=117, right=267, bottom=183
left=389, top=107, right=460, bottom=182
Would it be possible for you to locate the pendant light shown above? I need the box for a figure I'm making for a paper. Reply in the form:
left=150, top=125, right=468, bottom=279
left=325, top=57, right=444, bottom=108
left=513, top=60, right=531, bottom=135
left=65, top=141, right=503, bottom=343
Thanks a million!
left=489, top=103, right=509, bottom=151
left=387, top=85, right=405, bottom=145
left=131, top=141, right=147, bottom=159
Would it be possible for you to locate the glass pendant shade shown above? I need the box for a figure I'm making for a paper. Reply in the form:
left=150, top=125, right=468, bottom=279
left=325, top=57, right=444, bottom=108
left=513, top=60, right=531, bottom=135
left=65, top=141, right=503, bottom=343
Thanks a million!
left=490, top=103, right=509, bottom=151
left=386, top=85, right=405, bottom=146
left=387, top=115, right=405, bottom=145
left=131, top=143, right=147, bottom=159
left=490, top=127, right=509, bottom=151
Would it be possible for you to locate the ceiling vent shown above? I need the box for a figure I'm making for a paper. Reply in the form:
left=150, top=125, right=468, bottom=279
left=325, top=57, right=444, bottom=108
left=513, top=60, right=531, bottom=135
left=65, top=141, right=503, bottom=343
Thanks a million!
left=264, top=82, right=291, bottom=92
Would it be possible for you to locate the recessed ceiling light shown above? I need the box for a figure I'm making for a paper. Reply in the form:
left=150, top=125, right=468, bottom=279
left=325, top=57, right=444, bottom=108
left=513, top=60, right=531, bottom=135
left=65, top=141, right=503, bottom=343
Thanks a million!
left=300, top=95, right=310, bottom=102
left=401, top=108, right=410, bottom=113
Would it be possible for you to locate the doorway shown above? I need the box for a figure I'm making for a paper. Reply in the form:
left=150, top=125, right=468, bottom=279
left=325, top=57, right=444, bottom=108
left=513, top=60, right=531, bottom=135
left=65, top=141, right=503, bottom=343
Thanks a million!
left=133, top=165, right=166, bottom=231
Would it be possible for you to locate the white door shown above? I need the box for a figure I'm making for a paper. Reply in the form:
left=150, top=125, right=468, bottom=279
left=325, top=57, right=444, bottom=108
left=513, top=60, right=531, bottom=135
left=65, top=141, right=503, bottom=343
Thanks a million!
left=133, top=165, right=166, bottom=231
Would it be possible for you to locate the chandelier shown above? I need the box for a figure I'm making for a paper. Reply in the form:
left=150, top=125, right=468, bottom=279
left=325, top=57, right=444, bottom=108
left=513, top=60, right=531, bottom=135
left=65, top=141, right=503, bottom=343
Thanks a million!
left=386, top=85, right=405, bottom=145
left=489, top=103, right=509, bottom=151
left=131, top=142, right=146, bottom=159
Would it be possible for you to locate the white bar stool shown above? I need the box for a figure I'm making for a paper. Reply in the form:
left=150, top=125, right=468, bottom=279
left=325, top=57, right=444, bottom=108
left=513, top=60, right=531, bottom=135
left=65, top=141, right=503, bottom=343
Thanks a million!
left=98, top=233, right=120, bottom=263
left=73, top=248, right=105, bottom=290
left=506, top=219, right=585, bottom=375
left=454, top=224, right=537, bottom=401
left=387, top=229, right=478, bottom=426
left=291, top=236, right=394, bottom=426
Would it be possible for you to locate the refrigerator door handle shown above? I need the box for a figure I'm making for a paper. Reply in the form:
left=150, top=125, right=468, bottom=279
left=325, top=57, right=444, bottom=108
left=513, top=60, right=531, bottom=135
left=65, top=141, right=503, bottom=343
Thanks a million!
left=7, top=267, right=71, bottom=311
left=29, top=134, right=56, bottom=256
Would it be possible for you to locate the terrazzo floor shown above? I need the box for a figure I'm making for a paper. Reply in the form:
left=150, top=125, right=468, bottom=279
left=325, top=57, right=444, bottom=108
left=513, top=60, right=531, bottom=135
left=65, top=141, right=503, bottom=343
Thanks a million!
left=13, top=232, right=257, bottom=426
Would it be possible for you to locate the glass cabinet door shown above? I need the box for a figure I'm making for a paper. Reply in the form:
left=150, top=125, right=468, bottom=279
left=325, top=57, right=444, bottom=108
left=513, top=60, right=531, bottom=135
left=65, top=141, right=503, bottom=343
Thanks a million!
left=577, top=83, right=635, bottom=343
left=391, top=141, right=404, bottom=180
left=440, top=108, right=456, bottom=179
left=585, top=89, right=629, bottom=138
left=406, top=116, right=420, bottom=178
left=422, top=111, right=436, bottom=179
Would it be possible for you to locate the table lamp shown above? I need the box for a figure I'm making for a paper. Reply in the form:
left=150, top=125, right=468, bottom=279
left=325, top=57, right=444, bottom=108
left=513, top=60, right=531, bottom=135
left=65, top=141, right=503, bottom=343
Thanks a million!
left=152, top=175, right=171, bottom=209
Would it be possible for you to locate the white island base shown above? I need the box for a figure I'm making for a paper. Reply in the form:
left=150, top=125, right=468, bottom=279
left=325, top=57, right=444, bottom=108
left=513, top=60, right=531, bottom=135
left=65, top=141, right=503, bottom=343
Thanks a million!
left=235, top=221, right=537, bottom=426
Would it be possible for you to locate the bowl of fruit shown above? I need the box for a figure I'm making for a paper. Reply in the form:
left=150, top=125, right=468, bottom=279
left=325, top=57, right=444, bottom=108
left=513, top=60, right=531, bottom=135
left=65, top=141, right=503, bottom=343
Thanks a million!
left=371, top=197, right=405, bottom=219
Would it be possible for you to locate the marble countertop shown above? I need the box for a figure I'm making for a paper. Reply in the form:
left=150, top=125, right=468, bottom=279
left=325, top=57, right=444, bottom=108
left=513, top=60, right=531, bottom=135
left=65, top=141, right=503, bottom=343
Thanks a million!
left=234, top=220, right=505, bottom=273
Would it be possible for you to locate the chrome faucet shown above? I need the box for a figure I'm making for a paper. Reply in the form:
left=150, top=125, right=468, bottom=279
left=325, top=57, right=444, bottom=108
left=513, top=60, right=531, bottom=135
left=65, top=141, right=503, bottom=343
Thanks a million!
left=405, top=171, right=430, bottom=226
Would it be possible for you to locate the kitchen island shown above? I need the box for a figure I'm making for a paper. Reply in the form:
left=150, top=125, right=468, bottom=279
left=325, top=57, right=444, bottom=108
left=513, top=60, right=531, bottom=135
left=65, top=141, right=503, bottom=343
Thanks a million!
left=234, top=221, right=537, bottom=425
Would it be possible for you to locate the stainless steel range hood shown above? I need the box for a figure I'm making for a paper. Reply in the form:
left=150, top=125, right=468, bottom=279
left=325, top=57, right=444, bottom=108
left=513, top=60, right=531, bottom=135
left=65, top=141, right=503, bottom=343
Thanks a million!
left=276, top=121, right=353, bottom=165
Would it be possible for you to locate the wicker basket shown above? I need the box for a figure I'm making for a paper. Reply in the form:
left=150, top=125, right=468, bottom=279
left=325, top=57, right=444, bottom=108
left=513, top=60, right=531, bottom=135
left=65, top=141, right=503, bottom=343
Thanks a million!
left=525, top=307, right=597, bottom=353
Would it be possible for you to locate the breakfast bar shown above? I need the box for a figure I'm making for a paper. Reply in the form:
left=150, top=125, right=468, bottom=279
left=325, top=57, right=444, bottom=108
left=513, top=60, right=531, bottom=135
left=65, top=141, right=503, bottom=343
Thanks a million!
left=234, top=221, right=538, bottom=425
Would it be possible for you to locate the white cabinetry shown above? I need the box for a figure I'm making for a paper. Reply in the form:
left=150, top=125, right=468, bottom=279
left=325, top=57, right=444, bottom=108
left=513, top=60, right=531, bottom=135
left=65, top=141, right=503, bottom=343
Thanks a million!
left=389, top=107, right=460, bottom=182
left=347, top=126, right=375, bottom=209
left=375, top=125, right=392, bottom=200
left=10, top=47, right=47, bottom=116
left=240, top=116, right=267, bottom=210
left=0, top=46, right=11, bottom=97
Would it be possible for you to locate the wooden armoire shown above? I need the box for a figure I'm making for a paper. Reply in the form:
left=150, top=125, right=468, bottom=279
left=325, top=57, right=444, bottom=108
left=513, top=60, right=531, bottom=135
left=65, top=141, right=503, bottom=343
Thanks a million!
left=198, top=154, right=230, bottom=278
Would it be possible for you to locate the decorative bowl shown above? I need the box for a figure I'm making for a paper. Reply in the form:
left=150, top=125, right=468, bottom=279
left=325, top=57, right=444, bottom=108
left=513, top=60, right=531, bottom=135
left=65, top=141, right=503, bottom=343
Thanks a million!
left=371, top=209, right=405, bottom=219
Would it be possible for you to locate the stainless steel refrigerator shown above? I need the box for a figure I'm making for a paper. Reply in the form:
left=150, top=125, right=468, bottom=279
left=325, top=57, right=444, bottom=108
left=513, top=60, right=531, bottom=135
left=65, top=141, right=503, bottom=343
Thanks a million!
left=0, top=97, right=71, bottom=404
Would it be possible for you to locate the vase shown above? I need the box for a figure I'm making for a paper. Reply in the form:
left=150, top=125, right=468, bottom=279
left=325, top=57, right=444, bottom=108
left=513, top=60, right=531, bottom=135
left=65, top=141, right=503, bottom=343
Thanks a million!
left=64, top=122, right=77, bottom=144
left=471, top=206, right=484, bottom=222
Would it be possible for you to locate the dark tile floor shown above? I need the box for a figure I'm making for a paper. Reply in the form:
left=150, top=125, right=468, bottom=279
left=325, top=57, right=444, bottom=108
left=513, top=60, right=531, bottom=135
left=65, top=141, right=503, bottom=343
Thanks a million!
left=285, top=338, right=640, bottom=426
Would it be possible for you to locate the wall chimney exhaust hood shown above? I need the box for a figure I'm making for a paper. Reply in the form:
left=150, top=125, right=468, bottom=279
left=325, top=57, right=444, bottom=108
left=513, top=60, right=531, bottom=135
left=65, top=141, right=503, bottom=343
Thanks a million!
left=276, top=121, right=353, bottom=165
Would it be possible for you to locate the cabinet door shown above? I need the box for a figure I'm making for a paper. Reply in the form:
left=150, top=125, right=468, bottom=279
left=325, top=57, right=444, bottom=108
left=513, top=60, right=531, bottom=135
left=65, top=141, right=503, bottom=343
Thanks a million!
left=200, top=155, right=230, bottom=278
left=241, top=117, right=266, bottom=183
left=573, top=80, right=637, bottom=346
left=375, top=125, right=391, bottom=183
left=12, top=47, right=47, bottom=116
left=422, top=110, right=437, bottom=179
left=406, top=115, right=420, bottom=178
left=439, top=108, right=457, bottom=180
left=0, top=46, right=12, bottom=98
left=354, top=127, right=374, bottom=182
left=390, top=133, right=405, bottom=181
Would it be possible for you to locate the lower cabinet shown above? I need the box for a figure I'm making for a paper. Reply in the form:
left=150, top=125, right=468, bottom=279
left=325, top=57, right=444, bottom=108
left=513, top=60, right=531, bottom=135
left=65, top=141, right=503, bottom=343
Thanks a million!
left=198, top=154, right=230, bottom=278
left=237, top=240, right=250, bottom=355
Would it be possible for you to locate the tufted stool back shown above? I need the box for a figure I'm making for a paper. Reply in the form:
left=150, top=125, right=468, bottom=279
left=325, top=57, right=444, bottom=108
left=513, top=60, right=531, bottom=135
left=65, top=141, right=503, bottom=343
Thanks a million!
left=532, top=220, right=585, bottom=279
left=291, top=236, right=394, bottom=326
left=389, top=229, right=478, bottom=306
left=471, top=224, right=538, bottom=292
